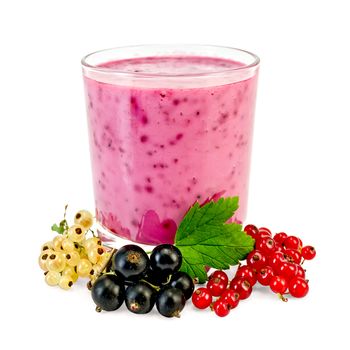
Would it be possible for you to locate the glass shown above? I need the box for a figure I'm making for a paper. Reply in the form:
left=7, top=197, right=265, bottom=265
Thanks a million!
left=82, top=44, right=259, bottom=245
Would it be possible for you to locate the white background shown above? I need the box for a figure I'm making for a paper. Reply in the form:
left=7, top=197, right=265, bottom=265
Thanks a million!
left=1, top=0, right=349, bottom=349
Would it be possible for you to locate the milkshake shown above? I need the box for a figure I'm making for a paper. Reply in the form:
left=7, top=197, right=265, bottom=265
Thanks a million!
left=82, top=45, right=259, bottom=245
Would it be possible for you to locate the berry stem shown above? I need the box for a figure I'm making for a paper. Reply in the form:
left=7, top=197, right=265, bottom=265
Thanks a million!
left=164, top=274, right=172, bottom=285
left=89, top=229, right=96, bottom=237
left=58, top=204, right=69, bottom=234
left=95, top=306, right=102, bottom=312
left=63, top=204, right=68, bottom=220
left=172, top=311, right=181, bottom=318
left=88, top=248, right=117, bottom=288
left=139, top=279, right=161, bottom=291
left=277, top=293, right=288, bottom=302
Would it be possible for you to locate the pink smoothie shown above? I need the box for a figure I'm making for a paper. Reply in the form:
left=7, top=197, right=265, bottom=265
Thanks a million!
left=83, top=56, right=258, bottom=245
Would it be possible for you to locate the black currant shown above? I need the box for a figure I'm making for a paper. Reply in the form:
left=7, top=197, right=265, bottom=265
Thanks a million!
left=91, top=274, right=125, bottom=311
left=150, top=244, right=182, bottom=277
left=112, top=245, right=150, bottom=280
left=169, top=271, right=194, bottom=300
left=156, top=287, right=186, bottom=318
left=125, top=282, right=156, bottom=314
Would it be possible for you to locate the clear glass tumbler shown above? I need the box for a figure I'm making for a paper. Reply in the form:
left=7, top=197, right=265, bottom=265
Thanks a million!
left=82, top=45, right=259, bottom=246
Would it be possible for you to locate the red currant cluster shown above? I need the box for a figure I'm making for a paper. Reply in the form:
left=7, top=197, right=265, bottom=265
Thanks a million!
left=191, top=225, right=316, bottom=317
left=192, top=270, right=232, bottom=317
left=245, top=225, right=315, bottom=299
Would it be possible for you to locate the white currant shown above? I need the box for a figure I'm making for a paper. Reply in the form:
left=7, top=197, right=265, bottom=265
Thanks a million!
left=46, top=252, right=66, bottom=273
left=89, top=263, right=103, bottom=280
left=45, top=271, right=61, bottom=286
left=87, top=246, right=105, bottom=264
left=62, top=266, right=79, bottom=282
left=76, top=258, right=92, bottom=278
left=41, top=241, right=54, bottom=252
left=39, top=251, right=52, bottom=271
left=61, top=238, right=76, bottom=253
left=58, top=275, right=74, bottom=290
left=53, top=235, right=65, bottom=251
left=74, top=210, right=94, bottom=230
left=67, top=224, right=86, bottom=243
left=65, top=251, right=80, bottom=267
left=83, top=237, right=102, bottom=251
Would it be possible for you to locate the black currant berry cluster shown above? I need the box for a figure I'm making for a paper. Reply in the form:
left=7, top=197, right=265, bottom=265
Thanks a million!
left=90, top=244, right=194, bottom=318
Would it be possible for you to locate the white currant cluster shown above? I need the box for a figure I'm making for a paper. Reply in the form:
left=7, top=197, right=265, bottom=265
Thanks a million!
left=38, top=209, right=110, bottom=290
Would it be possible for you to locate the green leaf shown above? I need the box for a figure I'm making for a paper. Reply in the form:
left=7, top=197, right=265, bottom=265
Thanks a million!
left=50, top=205, right=70, bottom=234
left=51, top=219, right=68, bottom=235
left=175, top=197, right=254, bottom=283
left=51, top=223, right=65, bottom=234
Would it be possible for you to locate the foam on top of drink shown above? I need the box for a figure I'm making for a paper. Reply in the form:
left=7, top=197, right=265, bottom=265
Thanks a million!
left=99, top=56, right=244, bottom=75
left=84, top=56, right=256, bottom=88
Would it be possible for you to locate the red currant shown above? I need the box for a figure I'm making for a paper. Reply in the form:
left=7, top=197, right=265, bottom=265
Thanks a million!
left=213, top=299, right=230, bottom=317
left=278, top=262, right=298, bottom=281
left=257, top=266, right=274, bottom=286
left=221, top=289, right=239, bottom=309
left=268, top=251, right=287, bottom=272
left=274, top=232, right=288, bottom=244
left=269, top=275, right=288, bottom=294
left=247, top=250, right=267, bottom=270
left=235, top=265, right=257, bottom=286
left=289, top=277, right=309, bottom=298
left=283, top=236, right=302, bottom=250
left=209, top=270, right=229, bottom=286
left=301, top=246, right=316, bottom=260
left=256, top=232, right=271, bottom=240
left=192, top=288, right=212, bottom=309
left=244, top=224, right=259, bottom=239
left=255, top=237, right=276, bottom=256
left=295, top=264, right=306, bottom=279
left=274, top=242, right=284, bottom=252
left=207, top=277, right=226, bottom=297
left=229, top=277, right=252, bottom=300
left=284, top=249, right=302, bottom=264
left=259, top=227, right=272, bottom=236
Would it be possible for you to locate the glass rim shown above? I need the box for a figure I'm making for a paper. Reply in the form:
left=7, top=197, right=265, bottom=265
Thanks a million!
left=81, top=44, right=260, bottom=78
